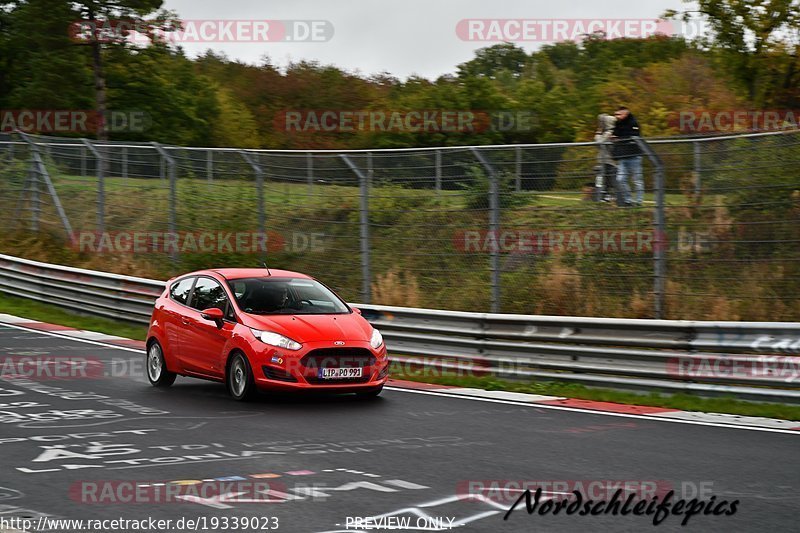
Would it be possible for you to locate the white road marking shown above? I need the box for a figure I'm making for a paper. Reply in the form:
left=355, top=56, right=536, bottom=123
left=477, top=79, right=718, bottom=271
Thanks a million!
left=654, top=410, right=800, bottom=429
left=0, top=314, right=36, bottom=324
left=442, top=388, right=565, bottom=402
left=59, top=330, right=127, bottom=341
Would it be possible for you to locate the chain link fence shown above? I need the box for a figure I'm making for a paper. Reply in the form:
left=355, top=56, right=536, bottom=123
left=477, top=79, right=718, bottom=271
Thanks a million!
left=1, top=130, right=798, bottom=320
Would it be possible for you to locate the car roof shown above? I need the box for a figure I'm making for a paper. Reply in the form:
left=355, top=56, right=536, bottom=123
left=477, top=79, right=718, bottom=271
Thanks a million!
left=192, top=268, right=313, bottom=281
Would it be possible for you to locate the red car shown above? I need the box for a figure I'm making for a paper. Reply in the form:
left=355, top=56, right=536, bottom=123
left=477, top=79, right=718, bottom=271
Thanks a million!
left=145, top=268, right=388, bottom=400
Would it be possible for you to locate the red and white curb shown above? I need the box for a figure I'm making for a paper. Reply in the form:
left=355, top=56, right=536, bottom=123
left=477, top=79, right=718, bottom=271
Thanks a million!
left=0, top=313, right=798, bottom=433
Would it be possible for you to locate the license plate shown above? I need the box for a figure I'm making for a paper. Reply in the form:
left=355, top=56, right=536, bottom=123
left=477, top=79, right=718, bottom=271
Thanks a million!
left=318, top=367, right=362, bottom=379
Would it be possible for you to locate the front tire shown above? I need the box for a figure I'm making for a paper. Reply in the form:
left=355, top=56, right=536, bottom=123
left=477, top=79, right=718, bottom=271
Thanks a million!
left=146, top=341, right=176, bottom=387
left=227, top=353, right=256, bottom=401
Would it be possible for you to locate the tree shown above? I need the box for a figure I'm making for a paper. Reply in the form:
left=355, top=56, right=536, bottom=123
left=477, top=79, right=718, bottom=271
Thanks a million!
left=666, top=0, right=800, bottom=105
left=457, top=43, right=531, bottom=79
left=70, top=0, right=178, bottom=140
left=0, top=1, right=93, bottom=113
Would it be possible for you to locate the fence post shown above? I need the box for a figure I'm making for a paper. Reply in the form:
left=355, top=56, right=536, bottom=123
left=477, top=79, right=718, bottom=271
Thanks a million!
left=121, top=147, right=128, bottom=179
left=80, top=145, right=87, bottom=177
left=18, top=132, right=73, bottom=239
left=362, top=153, right=372, bottom=304
left=693, top=141, right=701, bottom=195
left=471, top=147, right=501, bottom=313
left=81, top=139, right=104, bottom=233
left=307, top=152, right=314, bottom=197
left=207, top=150, right=213, bottom=183
left=240, top=151, right=265, bottom=259
left=515, top=145, right=522, bottom=192
left=435, top=149, right=442, bottom=194
left=339, top=154, right=371, bottom=304
left=29, top=154, right=39, bottom=232
left=151, top=142, right=177, bottom=262
left=636, top=139, right=667, bottom=319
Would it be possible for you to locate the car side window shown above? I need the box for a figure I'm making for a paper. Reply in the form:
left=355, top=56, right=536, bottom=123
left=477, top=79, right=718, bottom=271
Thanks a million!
left=169, top=277, right=195, bottom=305
left=190, top=277, right=229, bottom=313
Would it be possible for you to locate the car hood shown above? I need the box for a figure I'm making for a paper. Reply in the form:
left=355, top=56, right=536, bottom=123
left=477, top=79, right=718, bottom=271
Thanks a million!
left=241, top=312, right=372, bottom=343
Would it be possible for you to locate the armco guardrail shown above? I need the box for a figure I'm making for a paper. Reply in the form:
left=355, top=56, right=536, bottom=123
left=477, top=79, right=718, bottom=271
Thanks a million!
left=1, top=253, right=799, bottom=403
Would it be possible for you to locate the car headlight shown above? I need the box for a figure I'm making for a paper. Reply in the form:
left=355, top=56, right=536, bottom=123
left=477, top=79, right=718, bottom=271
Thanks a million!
left=370, top=328, right=383, bottom=349
left=250, top=328, right=302, bottom=351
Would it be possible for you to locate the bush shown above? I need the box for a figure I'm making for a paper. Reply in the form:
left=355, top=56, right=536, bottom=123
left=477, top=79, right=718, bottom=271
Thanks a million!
left=462, top=165, right=530, bottom=210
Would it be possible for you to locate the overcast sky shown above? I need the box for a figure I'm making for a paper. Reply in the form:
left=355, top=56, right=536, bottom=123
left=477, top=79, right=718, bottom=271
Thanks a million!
left=162, top=0, right=694, bottom=79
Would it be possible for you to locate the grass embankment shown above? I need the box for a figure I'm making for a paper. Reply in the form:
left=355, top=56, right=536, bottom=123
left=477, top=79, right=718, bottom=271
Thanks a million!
left=0, top=290, right=797, bottom=421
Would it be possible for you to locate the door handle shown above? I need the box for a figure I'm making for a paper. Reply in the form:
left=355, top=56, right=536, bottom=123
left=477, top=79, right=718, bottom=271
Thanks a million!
left=181, top=317, right=190, bottom=325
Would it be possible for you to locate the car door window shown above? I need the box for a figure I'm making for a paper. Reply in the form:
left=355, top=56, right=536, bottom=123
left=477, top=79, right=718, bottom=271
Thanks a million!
left=169, top=277, right=195, bottom=305
left=190, top=277, right=229, bottom=313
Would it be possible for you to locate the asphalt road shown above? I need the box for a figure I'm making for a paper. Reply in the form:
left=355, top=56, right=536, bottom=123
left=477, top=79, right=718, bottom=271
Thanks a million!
left=0, top=323, right=797, bottom=533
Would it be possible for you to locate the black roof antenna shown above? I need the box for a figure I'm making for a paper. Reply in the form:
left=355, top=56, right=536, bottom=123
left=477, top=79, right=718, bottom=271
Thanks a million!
left=262, top=262, right=271, bottom=276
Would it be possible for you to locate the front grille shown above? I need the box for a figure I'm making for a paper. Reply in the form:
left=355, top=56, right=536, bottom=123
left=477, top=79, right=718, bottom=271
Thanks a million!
left=262, top=366, right=298, bottom=382
left=301, top=348, right=376, bottom=369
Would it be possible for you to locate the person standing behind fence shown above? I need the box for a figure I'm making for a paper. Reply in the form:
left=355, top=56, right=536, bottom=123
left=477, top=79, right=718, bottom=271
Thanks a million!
left=611, top=106, right=644, bottom=207
left=595, top=113, right=619, bottom=204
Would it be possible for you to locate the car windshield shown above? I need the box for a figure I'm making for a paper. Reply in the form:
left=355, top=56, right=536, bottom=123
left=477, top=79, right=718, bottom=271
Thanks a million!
left=227, top=277, right=350, bottom=315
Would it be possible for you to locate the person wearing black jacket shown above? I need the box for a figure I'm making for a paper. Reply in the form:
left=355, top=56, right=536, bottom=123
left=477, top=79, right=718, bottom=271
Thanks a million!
left=611, top=107, right=644, bottom=206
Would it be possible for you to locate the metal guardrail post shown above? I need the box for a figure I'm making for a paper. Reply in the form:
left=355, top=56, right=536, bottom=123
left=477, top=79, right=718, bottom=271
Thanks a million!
left=151, top=142, right=177, bottom=262
left=240, top=151, right=265, bottom=259
left=515, top=145, right=522, bottom=192
left=206, top=150, right=213, bottom=183
left=81, top=139, right=104, bottom=233
left=339, top=154, right=372, bottom=304
left=471, top=147, right=501, bottom=313
left=121, top=147, right=128, bottom=179
left=636, top=138, right=667, bottom=319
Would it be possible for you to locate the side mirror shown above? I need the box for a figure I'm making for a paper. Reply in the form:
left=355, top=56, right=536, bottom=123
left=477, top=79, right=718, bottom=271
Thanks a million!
left=200, top=307, right=225, bottom=328
left=352, top=307, right=362, bottom=315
